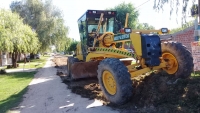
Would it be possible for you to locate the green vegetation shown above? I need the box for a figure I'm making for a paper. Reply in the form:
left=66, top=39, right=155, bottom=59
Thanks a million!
left=66, top=40, right=79, bottom=52
left=15, top=55, right=50, bottom=69
left=0, top=0, right=72, bottom=69
left=107, top=2, right=155, bottom=30
left=191, top=71, right=200, bottom=77
left=0, top=55, right=50, bottom=70
left=0, top=72, right=36, bottom=113
left=153, top=0, right=195, bottom=24
left=107, top=2, right=139, bottom=29
left=10, top=0, right=71, bottom=53
left=0, top=54, right=49, bottom=113
left=0, top=9, right=39, bottom=53
left=170, top=20, right=194, bottom=34
left=136, top=23, right=155, bottom=30
left=0, top=9, right=40, bottom=67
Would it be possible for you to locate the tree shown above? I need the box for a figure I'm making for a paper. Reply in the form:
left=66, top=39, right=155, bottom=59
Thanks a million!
left=0, top=9, right=40, bottom=67
left=107, top=2, right=139, bottom=29
left=67, top=40, right=79, bottom=52
left=136, top=23, right=155, bottom=30
left=170, top=20, right=194, bottom=34
left=10, top=0, right=70, bottom=53
left=153, top=0, right=195, bottom=24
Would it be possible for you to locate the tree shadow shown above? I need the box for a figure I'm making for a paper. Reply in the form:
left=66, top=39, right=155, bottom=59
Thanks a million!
left=0, top=87, right=28, bottom=113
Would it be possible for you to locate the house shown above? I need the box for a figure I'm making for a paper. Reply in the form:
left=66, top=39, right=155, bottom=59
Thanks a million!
left=0, top=51, right=12, bottom=67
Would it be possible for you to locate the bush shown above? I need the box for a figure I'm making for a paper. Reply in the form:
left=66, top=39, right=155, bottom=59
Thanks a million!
left=0, top=69, right=6, bottom=74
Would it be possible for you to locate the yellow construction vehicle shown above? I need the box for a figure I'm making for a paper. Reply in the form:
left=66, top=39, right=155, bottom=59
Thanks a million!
left=66, top=10, right=194, bottom=105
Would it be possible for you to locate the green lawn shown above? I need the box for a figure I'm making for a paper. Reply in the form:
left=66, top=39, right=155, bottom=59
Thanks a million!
left=7, top=55, right=50, bottom=70
left=20, top=55, right=50, bottom=69
left=0, top=55, right=50, bottom=113
left=191, top=71, right=200, bottom=76
left=0, top=72, right=36, bottom=113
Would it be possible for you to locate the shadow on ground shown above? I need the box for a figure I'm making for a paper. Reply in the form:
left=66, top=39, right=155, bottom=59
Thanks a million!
left=54, top=55, right=200, bottom=113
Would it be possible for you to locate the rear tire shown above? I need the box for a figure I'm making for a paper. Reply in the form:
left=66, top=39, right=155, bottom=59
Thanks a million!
left=161, top=41, right=194, bottom=78
left=97, top=58, right=133, bottom=105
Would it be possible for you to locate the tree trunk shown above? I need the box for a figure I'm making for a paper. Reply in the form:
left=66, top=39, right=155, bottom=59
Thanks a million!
left=30, top=53, right=35, bottom=59
left=0, top=51, right=2, bottom=66
left=12, top=53, right=14, bottom=68
left=18, top=52, right=21, bottom=61
left=24, top=53, right=27, bottom=63
left=12, top=52, right=18, bottom=68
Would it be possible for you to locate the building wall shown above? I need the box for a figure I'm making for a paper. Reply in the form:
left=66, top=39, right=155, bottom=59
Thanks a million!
left=0, top=52, right=26, bottom=66
left=160, top=26, right=195, bottom=52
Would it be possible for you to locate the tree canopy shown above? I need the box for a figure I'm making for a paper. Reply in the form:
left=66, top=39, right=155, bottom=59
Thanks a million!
left=67, top=39, right=79, bottom=52
left=136, top=23, right=155, bottom=30
left=153, top=0, right=196, bottom=24
left=170, top=20, right=194, bottom=34
left=107, top=2, right=155, bottom=30
left=10, top=0, right=70, bottom=52
left=0, top=9, right=39, bottom=53
left=108, top=2, right=139, bottom=29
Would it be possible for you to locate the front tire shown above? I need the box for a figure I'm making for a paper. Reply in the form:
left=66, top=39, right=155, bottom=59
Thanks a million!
left=161, top=41, right=194, bottom=78
left=97, top=58, right=133, bottom=105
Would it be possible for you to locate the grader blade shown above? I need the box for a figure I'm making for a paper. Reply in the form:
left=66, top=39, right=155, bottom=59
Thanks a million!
left=69, top=61, right=100, bottom=79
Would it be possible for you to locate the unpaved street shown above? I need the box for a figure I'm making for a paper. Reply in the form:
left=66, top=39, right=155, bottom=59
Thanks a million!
left=54, top=55, right=200, bottom=113
left=10, top=57, right=118, bottom=113
left=9, top=55, right=200, bottom=113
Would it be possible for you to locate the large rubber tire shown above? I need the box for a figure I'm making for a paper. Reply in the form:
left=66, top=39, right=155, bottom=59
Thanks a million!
left=97, top=58, right=133, bottom=105
left=161, top=41, right=194, bottom=78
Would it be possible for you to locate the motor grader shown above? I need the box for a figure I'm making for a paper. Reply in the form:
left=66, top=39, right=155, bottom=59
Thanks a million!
left=66, top=10, right=194, bottom=105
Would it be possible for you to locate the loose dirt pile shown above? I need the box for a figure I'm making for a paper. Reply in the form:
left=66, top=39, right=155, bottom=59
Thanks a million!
left=53, top=55, right=200, bottom=113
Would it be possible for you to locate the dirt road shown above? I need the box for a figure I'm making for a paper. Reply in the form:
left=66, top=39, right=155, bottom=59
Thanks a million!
left=10, top=57, right=118, bottom=113
left=54, top=55, right=200, bottom=113
left=9, top=55, right=200, bottom=113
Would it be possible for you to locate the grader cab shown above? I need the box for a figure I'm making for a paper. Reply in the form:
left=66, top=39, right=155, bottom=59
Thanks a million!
left=66, top=9, right=194, bottom=105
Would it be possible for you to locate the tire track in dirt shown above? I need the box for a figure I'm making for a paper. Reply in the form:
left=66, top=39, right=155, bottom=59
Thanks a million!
left=55, top=55, right=200, bottom=113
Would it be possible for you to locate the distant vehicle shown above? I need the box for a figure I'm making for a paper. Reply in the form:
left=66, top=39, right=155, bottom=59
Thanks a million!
left=44, top=52, right=48, bottom=55
left=26, top=55, right=30, bottom=61
left=35, top=54, right=40, bottom=59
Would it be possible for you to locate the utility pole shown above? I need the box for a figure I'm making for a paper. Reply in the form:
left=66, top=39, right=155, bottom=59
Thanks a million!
left=194, top=0, right=200, bottom=41
left=199, top=0, right=200, bottom=23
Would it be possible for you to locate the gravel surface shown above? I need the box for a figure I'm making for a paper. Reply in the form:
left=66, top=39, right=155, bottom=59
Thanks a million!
left=54, top=55, right=200, bottom=113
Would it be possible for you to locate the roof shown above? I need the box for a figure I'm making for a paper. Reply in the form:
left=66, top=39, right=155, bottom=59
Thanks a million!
left=77, top=9, right=117, bottom=22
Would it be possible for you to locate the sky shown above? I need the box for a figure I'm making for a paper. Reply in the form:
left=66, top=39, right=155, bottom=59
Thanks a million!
left=0, top=0, right=198, bottom=41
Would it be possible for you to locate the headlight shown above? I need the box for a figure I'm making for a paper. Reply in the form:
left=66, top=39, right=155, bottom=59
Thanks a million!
left=124, top=28, right=132, bottom=33
left=161, top=28, right=168, bottom=33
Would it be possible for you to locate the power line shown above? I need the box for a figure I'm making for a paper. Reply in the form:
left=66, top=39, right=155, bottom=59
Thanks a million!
left=135, top=0, right=151, bottom=9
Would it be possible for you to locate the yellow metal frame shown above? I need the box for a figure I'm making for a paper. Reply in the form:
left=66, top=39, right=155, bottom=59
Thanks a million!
left=75, top=42, right=83, bottom=61
left=75, top=12, right=174, bottom=79
left=86, top=47, right=134, bottom=62
left=129, top=61, right=167, bottom=78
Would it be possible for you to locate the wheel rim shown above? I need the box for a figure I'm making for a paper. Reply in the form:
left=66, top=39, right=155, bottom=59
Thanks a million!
left=162, top=52, right=178, bottom=74
left=102, top=70, right=117, bottom=95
